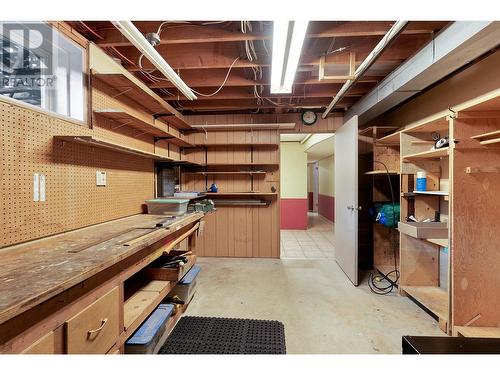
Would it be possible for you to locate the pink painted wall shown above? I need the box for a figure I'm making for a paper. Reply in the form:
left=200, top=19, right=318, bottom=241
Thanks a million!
left=280, top=199, right=308, bottom=229
left=318, top=194, right=334, bottom=222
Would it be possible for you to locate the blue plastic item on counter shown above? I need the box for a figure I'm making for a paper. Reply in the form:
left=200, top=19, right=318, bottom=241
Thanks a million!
left=179, top=265, right=201, bottom=285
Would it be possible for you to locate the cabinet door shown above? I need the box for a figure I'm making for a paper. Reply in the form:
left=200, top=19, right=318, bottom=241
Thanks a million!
left=65, top=287, right=119, bottom=354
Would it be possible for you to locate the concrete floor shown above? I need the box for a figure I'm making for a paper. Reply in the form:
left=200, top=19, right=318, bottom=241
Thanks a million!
left=187, top=257, right=444, bottom=354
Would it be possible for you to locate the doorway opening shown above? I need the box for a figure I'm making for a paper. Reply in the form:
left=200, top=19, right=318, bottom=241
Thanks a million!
left=279, top=133, right=335, bottom=259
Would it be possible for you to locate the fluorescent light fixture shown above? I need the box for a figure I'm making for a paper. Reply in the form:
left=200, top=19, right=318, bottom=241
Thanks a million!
left=271, top=20, right=309, bottom=94
left=111, top=21, right=196, bottom=100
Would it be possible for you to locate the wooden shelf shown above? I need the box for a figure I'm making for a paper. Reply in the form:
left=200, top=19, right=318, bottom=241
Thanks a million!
left=123, top=279, right=173, bottom=336
left=166, top=160, right=205, bottom=167
left=194, top=143, right=279, bottom=147
left=93, top=73, right=190, bottom=130
left=94, top=109, right=194, bottom=148
left=471, top=130, right=500, bottom=146
left=185, top=171, right=267, bottom=176
left=401, top=286, right=448, bottom=323
left=54, top=136, right=173, bottom=161
left=94, top=109, right=160, bottom=135
left=454, top=326, right=500, bottom=338
left=204, top=162, right=279, bottom=166
left=365, top=170, right=399, bottom=175
left=402, top=116, right=449, bottom=134
left=426, top=238, right=449, bottom=248
left=403, top=147, right=449, bottom=161
left=376, top=131, right=401, bottom=146
left=398, top=221, right=448, bottom=239
left=413, top=190, right=449, bottom=196
left=204, top=192, right=277, bottom=196
left=211, top=199, right=270, bottom=206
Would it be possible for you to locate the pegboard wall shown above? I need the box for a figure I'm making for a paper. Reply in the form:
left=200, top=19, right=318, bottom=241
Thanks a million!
left=0, top=72, right=183, bottom=248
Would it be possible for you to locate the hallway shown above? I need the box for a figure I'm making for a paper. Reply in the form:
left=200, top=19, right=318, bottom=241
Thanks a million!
left=280, top=213, right=335, bottom=259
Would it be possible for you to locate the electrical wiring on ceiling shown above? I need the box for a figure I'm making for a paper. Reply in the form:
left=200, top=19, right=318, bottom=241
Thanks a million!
left=190, top=56, right=240, bottom=97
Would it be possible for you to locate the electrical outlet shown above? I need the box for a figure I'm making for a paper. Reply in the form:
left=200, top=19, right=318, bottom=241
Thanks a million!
left=96, top=171, right=107, bottom=186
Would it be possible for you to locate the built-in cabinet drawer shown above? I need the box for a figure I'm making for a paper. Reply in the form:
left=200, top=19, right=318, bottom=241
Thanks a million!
left=21, top=331, right=55, bottom=354
left=65, top=287, right=119, bottom=354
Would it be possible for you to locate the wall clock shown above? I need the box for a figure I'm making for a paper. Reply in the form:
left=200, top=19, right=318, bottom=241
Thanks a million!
left=301, top=110, right=317, bottom=126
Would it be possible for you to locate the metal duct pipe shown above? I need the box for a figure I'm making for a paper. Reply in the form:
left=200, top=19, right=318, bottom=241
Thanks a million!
left=322, top=21, right=409, bottom=119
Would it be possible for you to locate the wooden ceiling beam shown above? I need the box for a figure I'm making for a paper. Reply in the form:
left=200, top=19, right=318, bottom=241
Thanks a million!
left=175, top=97, right=357, bottom=111
left=144, top=68, right=381, bottom=89
left=119, top=34, right=432, bottom=71
left=95, top=21, right=448, bottom=47
left=160, top=83, right=372, bottom=101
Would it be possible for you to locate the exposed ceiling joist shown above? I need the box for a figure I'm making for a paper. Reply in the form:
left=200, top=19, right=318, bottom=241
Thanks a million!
left=160, top=83, right=372, bottom=101
left=96, top=21, right=448, bottom=47
left=116, top=34, right=434, bottom=71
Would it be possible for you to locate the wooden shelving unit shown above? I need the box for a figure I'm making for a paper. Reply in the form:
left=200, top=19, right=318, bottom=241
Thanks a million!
left=94, top=109, right=194, bottom=148
left=54, top=136, right=174, bottom=161
left=368, top=127, right=401, bottom=281
left=397, top=111, right=453, bottom=333
left=93, top=72, right=190, bottom=130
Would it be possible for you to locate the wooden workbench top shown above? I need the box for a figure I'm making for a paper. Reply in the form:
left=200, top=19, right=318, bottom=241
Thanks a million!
left=0, top=213, right=204, bottom=325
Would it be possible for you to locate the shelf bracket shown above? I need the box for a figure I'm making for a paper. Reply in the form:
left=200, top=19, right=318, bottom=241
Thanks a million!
left=154, top=136, right=175, bottom=143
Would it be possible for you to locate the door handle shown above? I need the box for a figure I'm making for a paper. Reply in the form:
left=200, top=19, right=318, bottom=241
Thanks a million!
left=347, top=205, right=362, bottom=211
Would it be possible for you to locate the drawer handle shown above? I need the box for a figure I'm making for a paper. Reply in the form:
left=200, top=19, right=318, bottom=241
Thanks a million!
left=87, top=318, right=108, bottom=338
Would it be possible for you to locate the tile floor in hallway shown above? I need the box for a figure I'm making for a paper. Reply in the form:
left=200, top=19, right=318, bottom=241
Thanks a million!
left=281, top=213, right=335, bottom=259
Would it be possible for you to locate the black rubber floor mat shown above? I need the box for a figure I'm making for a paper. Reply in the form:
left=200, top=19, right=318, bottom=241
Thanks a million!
left=158, top=316, right=286, bottom=354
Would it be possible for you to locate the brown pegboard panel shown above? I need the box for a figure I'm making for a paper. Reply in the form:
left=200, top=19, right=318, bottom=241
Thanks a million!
left=1, top=89, right=155, bottom=248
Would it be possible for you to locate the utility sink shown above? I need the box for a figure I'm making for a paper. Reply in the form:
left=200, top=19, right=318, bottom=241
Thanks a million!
left=398, top=221, right=448, bottom=239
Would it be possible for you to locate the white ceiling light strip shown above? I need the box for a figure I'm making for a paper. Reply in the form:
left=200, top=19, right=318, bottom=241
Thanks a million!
left=271, top=21, right=309, bottom=94
left=111, top=21, right=197, bottom=100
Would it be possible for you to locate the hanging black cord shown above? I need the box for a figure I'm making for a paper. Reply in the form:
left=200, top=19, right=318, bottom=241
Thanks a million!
left=367, top=160, right=400, bottom=295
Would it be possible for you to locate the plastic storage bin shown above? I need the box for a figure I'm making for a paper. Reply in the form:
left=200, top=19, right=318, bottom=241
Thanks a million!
left=167, top=265, right=201, bottom=303
left=145, top=198, right=189, bottom=215
left=125, top=304, right=174, bottom=354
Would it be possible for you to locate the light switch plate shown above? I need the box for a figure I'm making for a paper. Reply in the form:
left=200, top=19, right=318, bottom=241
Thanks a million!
left=39, top=174, right=46, bottom=201
left=33, top=173, right=39, bottom=201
